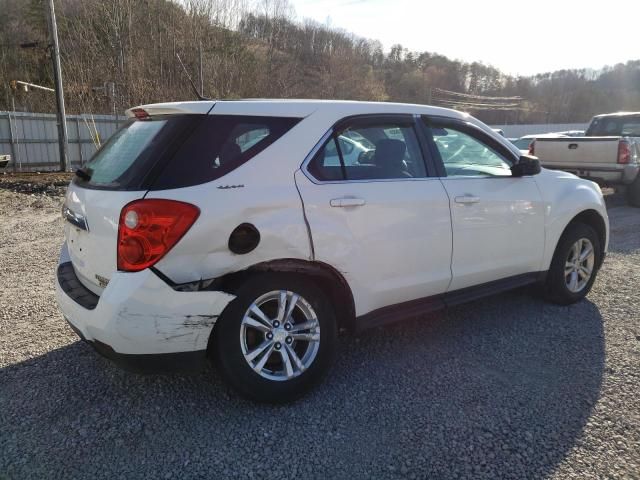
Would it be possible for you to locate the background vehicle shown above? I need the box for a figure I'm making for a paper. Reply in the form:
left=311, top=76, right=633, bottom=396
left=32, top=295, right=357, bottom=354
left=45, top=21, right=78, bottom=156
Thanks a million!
left=533, top=112, right=640, bottom=206
left=511, top=133, right=567, bottom=155
left=554, top=130, right=585, bottom=137
left=56, top=100, right=609, bottom=402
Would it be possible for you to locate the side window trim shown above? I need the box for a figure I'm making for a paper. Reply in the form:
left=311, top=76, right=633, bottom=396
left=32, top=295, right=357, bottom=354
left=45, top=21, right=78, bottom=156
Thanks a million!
left=332, top=133, right=348, bottom=180
left=421, top=116, right=518, bottom=178
left=302, top=113, right=434, bottom=184
left=334, top=113, right=416, bottom=132
left=413, top=114, right=446, bottom=178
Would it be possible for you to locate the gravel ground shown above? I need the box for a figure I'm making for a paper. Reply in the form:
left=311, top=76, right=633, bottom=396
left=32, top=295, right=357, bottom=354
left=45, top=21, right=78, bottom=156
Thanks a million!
left=0, top=187, right=639, bottom=479
left=0, top=172, right=72, bottom=196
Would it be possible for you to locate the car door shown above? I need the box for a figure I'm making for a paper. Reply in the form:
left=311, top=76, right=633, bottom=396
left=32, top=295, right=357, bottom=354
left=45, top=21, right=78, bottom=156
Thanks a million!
left=295, top=114, right=452, bottom=317
left=422, top=116, right=546, bottom=291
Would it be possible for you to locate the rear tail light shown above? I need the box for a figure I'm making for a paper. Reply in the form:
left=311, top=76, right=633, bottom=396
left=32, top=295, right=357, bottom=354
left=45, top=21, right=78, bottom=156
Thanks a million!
left=617, top=140, right=631, bottom=164
left=117, top=199, right=200, bottom=272
left=528, top=141, right=535, bottom=156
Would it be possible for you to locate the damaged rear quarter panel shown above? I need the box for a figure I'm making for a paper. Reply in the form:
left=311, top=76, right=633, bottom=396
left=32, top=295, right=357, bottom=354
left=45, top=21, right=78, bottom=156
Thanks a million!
left=147, top=165, right=313, bottom=285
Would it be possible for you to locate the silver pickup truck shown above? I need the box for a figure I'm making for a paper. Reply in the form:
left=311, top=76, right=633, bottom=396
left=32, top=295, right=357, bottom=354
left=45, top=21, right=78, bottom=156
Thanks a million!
left=532, top=112, right=640, bottom=206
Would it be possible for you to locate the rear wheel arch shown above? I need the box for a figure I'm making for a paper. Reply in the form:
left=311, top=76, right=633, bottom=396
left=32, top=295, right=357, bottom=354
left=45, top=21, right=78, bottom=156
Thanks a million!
left=208, top=259, right=356, bottom=352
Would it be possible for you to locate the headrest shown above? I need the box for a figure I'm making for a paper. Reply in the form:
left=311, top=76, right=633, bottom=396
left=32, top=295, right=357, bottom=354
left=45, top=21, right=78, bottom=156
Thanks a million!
left=219, top=142, right=242, bottom=165
left=374, top=138, right=406, bottom=165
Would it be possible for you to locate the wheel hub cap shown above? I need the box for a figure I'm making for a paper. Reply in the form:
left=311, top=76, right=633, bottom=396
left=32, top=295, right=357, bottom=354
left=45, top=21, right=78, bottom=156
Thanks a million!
left=272, top=327, right=287, bottom=344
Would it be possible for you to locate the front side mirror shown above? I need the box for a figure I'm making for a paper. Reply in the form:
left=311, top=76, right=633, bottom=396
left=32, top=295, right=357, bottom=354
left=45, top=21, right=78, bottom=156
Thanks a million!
left=511, top=154, right=541, bottom=177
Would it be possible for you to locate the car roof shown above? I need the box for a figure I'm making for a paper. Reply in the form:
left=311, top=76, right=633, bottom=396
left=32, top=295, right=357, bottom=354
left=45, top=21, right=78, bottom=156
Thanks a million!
left=126, top=99, right=523, bottom=159
left=592, top=111, right=640, bottom=119
left=126, top=99, right=471, bottom=121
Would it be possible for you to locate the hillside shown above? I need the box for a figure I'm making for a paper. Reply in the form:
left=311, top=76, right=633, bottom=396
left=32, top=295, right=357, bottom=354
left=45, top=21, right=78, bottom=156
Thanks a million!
left=1, top=0, right=639, bottom=124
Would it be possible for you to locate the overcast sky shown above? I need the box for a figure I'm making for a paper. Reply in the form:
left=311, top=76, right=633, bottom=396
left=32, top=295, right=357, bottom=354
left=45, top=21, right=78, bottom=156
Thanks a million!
left=288, top=0, right=639, bottom=76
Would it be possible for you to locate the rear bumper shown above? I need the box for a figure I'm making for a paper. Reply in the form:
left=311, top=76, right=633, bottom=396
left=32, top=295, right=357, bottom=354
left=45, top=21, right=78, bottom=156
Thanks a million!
left=543, top=164, right=639, bottom=185
left=65, top=318, right=207, bottom=373
left=55, top=242, right=236, bottom=370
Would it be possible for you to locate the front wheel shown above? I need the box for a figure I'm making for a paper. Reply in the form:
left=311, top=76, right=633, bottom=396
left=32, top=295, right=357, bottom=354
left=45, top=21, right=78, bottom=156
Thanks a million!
left=213, top=273, right=336, bottom=403
left=544, top=223, right=602, bottom=305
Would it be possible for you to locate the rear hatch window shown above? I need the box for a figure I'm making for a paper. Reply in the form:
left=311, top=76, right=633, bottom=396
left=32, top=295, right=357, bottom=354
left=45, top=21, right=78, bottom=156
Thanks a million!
left=74, top=115, right=199, bottom=190
left=74, top=114, right=300, bottom=191
left=587, top=115, right=640, bottom=136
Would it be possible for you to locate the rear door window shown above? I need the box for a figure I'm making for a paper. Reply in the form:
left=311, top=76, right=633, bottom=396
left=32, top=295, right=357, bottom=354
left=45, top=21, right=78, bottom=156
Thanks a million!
left=306, top=117, right=428, bottom=181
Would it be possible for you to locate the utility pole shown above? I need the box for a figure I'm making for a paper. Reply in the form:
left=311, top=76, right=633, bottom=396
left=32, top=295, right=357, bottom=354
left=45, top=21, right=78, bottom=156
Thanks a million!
left=47, top=0, right=69, bottom=172
left=198, top=41, right=204, bottom=97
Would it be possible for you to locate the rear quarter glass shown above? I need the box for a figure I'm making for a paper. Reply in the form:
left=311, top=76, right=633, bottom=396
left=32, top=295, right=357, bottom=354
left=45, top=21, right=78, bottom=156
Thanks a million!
left=74, top=114, right=301, bottom=191
left=150, top=115, right=301, bottom=190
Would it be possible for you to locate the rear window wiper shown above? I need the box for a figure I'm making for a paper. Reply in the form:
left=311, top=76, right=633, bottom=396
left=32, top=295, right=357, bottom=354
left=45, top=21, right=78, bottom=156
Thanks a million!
left=75, top=167, right=92, bottom=181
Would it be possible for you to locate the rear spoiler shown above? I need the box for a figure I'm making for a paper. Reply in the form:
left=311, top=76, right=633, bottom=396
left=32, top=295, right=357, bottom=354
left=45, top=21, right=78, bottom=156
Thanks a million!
left=125, top=101, right=216, bottom=118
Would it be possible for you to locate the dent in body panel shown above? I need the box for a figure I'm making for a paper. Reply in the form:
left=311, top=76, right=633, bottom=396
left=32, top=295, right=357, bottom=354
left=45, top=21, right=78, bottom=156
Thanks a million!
left=150, top=179, right=313, bottom=285
left=294, top=171, right=453, bottom=316
left=98, top=269, right=235, bottom=354
left=115, top=308, right=219, bottom=347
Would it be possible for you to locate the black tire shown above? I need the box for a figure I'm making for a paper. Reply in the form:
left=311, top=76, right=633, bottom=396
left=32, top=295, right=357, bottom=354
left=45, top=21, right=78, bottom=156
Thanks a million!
left=213, top=272, right=336, bottom=403
left=544, top=222, right=601, bottom=305
left=625, top=176, right=640, bottom=207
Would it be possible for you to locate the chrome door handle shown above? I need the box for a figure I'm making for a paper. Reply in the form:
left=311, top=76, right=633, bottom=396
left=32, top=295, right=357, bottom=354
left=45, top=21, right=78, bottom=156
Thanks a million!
left=330, top=197, right=366, bottom=207
left=454, top=195, right=480, bottom=205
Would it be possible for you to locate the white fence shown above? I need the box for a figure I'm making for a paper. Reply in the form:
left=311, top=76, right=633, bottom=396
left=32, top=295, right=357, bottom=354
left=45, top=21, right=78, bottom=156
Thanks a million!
left=0, top=111, right=591, bottom=171
left=490, top=123, right=589, bottom=139
left=0, top=111, right=121, bottom=172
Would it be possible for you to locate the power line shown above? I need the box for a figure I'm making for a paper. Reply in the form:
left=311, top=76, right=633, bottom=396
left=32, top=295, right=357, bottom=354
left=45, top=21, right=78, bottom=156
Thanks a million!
left=433, top=87, right=523, bottom=101
left=431, top=87, right=527, bottom=112
left=434, top=99, right=525, bottom=110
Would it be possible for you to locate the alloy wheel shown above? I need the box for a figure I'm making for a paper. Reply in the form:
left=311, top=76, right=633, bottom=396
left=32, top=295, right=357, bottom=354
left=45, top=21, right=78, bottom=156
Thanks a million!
left=240, top=290, right=320, bottom=381
left=564, top=238, right=595, bottom=293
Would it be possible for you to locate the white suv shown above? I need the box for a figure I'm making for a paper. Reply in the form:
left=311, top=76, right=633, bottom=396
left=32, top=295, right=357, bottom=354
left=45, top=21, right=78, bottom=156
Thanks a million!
left=56, top=100, right=609, bottom=402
